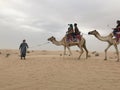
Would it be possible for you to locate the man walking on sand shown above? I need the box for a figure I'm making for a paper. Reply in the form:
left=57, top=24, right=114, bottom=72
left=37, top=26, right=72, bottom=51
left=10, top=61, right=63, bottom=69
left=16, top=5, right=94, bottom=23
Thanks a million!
left=19, top=39, right=29, bottom=60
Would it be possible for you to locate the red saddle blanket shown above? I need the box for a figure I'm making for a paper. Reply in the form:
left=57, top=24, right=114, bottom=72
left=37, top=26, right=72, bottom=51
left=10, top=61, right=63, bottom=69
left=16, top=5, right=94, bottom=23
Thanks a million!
left=116, top=32, right=120, bottom=42
left=67, top=34, right=81, bottom=42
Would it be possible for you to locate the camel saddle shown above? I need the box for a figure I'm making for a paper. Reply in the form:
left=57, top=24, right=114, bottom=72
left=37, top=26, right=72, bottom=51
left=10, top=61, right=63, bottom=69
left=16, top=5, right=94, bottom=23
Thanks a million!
left=66, top=34, right=81, bottom=42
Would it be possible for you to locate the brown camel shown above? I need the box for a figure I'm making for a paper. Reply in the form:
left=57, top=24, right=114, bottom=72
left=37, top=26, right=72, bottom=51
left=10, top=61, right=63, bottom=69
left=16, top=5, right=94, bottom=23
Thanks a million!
left=88, top=30, right=119, bottom=62
left=48, top=35, right=89, bottom=59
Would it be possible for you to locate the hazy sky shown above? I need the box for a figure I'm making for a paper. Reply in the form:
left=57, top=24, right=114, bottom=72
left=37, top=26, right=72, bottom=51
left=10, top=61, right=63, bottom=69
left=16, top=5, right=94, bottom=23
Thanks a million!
left=0, top=0, right=120, bottom=51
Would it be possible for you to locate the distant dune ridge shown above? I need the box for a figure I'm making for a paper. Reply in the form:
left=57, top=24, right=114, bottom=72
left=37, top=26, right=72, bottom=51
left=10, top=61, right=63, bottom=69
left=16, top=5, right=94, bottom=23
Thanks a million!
left=0, top=49, right=120, bottom=90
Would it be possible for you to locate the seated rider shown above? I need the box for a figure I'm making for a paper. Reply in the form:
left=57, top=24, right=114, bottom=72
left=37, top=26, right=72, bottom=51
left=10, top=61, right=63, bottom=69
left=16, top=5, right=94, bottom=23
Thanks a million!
left=74, top=23, right=81, bottom=35
left=74, top=23, right=81, bottom=40
left=113, top=20, right=120, bottom=41
left=66, top=24, right=75, bottom=41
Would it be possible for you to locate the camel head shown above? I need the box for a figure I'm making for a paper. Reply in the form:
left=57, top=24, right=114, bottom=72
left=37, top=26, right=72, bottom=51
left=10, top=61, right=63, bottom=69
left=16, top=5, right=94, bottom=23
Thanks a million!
left=88, top=30, right=114, bottom=38
left=88, top=30, right=99, bottom=36
left=48, top=36, right=56, bottom=42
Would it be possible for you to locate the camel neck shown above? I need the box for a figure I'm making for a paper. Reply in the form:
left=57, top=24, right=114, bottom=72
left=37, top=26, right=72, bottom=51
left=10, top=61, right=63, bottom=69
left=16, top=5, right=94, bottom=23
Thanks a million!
left=95, top=33, right=109, bottom=42
left=52, top=40, right=62, bottom=46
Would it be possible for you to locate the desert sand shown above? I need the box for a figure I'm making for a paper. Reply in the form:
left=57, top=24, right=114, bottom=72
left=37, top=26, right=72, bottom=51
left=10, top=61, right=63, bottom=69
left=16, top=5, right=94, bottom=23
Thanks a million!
left=0, top=49, right=120, bottom=90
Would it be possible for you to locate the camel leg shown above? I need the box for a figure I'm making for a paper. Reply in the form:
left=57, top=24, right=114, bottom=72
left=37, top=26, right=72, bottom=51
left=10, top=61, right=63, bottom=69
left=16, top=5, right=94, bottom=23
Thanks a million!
left=78, top=46, right=84, bottom=60
left=64, top=46, right=67, bottom=55
left=67, top=47, right=72, bottom=56
left=114, top=44, right=119, bottom=62
left=104, top=44, right=111, bottom=60
left=83, top=44, right=89, bottom=59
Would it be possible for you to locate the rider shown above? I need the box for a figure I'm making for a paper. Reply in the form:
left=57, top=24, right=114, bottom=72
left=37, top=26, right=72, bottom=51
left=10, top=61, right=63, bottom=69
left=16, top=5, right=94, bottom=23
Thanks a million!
left=113, top=20, right=120, bottom=41
left=74, top=23, right=81, bottom=35
left=68, top=24, right=74, bottom=33
left=66, top=24, right=75, bottom=41
left=74, top=23, right=81, bottom=41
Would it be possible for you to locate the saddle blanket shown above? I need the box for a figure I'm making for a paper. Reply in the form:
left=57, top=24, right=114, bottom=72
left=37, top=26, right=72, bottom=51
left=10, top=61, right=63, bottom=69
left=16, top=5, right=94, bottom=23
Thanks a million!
left=116, top=32, right=120, bottom=42
left=66, top=35, right=81, bottom=42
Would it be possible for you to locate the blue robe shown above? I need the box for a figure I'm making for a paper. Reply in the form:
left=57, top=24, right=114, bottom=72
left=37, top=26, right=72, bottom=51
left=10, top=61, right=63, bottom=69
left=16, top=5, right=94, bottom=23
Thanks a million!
left=19, top=42, right=29, bottom=57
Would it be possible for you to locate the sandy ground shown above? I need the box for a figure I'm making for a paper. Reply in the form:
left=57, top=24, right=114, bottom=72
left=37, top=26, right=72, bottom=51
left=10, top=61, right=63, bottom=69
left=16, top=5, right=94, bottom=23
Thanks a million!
left=0, top=49, right=120, bottom=90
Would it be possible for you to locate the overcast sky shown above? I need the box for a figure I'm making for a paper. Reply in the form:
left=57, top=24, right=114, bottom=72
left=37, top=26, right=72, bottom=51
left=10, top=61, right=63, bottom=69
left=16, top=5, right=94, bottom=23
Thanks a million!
left=0, top=0, right=120, bottom=51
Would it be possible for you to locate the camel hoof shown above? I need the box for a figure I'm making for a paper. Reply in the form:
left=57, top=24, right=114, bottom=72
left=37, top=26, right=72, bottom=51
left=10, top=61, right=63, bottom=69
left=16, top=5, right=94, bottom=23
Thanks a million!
left=104, top=59, right=107, bottom=60
left=116, top=60, right=119, bottom=62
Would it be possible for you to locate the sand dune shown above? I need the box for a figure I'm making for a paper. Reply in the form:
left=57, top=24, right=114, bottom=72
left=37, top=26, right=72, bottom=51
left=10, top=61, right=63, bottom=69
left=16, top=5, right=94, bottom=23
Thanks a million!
left=0, top=49, right=120, bottom=90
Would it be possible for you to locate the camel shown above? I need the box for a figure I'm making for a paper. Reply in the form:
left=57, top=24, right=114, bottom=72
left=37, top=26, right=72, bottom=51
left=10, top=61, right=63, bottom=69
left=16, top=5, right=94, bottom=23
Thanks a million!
left=88, top=30, right=119, bottom=62
left=48, top=35, right=89, bottom=59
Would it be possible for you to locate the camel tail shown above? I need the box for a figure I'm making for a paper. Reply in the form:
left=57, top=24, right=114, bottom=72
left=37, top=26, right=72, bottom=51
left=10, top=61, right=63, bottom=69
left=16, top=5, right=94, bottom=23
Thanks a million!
left=83, top=39, right=89, bottom=59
